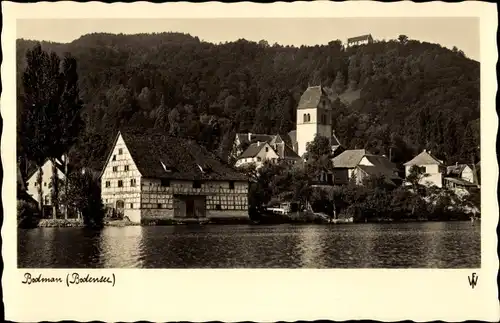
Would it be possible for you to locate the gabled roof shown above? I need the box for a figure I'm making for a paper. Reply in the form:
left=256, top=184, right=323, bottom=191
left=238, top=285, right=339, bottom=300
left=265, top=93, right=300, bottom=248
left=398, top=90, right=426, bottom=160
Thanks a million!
left=357, top=165, right=401, bottom=182
left=26, top=157, right=67, bottom=180
left=282, top=144, right=301, bottom=160
left=115, top=131, right=248, bottom=181
left=17, top=165, right=26, bottom=191
left=331, top=131, right=341, bottom=147
left=404, top=150, right=443, bottom=166
left=238, top=142, right=271, bottom=159
left=364, top=155, right=398, bottom=172
left=332, top=149, right=371, bottom=168
left=348, top=34, right=373, bottom=43
left=235, top=133, right=274, bottom=146
left=446, top=164, right=471, bottom=176
left=297, top=86, right=329, bottom=110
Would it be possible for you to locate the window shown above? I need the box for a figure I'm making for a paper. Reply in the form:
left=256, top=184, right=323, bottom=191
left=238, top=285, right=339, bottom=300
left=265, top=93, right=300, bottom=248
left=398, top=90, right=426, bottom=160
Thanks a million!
left=112, top=166, right=118, bottom=172
left=308, top=114, right=311, bottom=122
left=44, top=195, right=50, bottom=205
left=112, top=155, right=116, bottom=161
left=303, top=113, right=308, bottom=123
left=34, top=182, right=37, bottom=187
left=118, top=148, right=123, bottom=155
left=229, top=181, right=235, bottom=190
left=124, top=165, right=129, bottom=171
left=161, top=179, right=170, bottom=187
left=257, top=157, right=262, bottom=161
left=215, top=204, right=222, bottom=210
left=158, top=203, right=162, bottom=209
left=130, top=179, right=136, bottom=187
left=130, top=203, right=133, bottom=209
left=265, top=147, right=269, bottom=152
left=105, top=181, right=111, bottom=188
left=44, top=182, right=47, bottom=187
left=118, top=180, right=123, bottom=188
left=193, top=181, right=202, bottom=189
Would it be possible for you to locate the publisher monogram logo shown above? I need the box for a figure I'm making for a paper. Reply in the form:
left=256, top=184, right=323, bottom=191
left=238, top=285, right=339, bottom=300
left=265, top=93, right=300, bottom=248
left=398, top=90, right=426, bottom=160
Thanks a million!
left=468, top=272, right=478, bottom=289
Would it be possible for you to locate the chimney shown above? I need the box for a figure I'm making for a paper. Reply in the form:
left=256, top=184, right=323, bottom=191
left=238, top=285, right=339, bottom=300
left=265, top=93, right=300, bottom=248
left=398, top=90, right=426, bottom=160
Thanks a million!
left=257, top=141, right=261, bottom=146
left=423, top=149, right=427, bottom=153
left=248, top=133, right=252, bottom=141
left=456, top=162, right=458, bottom=166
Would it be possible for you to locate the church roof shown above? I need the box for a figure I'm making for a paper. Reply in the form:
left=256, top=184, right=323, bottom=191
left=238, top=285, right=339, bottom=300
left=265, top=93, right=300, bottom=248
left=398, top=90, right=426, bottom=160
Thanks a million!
left=115, top=130, right=248, bottom=181
left=297, top=86, right=329, bottom=110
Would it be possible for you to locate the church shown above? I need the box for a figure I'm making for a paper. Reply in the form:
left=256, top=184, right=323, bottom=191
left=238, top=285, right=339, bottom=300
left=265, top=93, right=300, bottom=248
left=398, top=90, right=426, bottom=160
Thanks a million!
left=288, top=85, right=343, bottom=158
left=232, top=85, right=343, bottom=166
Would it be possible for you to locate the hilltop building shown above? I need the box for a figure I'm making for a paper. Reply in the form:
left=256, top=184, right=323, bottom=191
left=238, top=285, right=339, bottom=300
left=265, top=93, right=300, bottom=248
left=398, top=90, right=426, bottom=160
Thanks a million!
left=403, top=149, right=446, bottom=188
left=347, top=34, right=374, bottom=47
left=100, top=131, right=249, bottom=223
left=331, top=149, right=401, bottom=186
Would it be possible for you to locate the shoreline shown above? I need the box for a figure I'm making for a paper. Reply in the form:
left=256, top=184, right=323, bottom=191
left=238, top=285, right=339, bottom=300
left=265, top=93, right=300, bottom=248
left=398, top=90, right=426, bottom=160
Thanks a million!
left=18, top=216, right=479, bottom=229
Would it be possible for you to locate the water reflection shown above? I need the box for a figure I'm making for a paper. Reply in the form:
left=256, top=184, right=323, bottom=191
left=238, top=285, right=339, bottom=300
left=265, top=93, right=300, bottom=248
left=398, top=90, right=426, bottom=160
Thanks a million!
left=100, top=226, right=144, bottom=268
left=18, top=222, right=481, bottom=268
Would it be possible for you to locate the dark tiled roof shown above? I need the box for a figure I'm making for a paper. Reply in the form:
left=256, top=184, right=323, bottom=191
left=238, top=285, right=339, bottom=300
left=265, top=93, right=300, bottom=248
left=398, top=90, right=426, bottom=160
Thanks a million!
left=17, top=165, right=26, bottom=191
left=348, top=34, right=373, bottom=43
left=282, top=144, right=301, bottom=160
left=364, top=155, right=398, bottom=172
left=446, top=164, right=469, bottom=176
left=332, top=149, right=371, bottom=168
left=357, top=165, right=400, bottom=180
left=297, top=86, right=329, bottom=110
left=120, top=131, right=248, bottom=181
left=404, top=150, right=443, bottom=166
left=238, top=142, right=268, bottom=159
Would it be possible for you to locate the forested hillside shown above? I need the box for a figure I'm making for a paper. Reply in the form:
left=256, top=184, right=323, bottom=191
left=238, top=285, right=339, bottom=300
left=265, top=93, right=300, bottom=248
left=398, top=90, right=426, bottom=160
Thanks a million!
left=16, top=32, right=480, bottom=171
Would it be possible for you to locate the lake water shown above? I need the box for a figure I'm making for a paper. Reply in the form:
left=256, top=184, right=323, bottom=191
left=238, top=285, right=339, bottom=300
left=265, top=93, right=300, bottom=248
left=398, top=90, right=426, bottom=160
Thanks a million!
left=18, top=221, right=480, bottom=268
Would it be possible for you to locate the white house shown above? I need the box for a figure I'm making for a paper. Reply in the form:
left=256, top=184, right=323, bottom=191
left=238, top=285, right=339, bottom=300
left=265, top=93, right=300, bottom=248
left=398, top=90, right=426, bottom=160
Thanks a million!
left=404, top=150, right=446, bottom=188
left=26, top=156, right=67, bottom=207
left=234, top=142, right=280, bottom=169
left=443, top=163, right=478, bottom=192
left=100, top=130, right=249, bottom=223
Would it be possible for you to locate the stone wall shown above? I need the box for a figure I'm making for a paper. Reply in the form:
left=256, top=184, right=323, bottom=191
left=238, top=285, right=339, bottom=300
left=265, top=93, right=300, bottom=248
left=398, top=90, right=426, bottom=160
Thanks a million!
left=206, top=210, right=249, bottom=219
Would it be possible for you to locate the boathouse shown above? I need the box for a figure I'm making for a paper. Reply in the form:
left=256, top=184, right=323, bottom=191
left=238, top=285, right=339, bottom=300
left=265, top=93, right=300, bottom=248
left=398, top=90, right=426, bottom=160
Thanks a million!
left=100, top=130, right=249, bottom=223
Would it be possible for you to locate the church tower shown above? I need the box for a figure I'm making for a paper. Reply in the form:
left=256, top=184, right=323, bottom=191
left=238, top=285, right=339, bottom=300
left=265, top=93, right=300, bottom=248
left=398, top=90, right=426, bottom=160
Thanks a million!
left=295, top=86, right=332, bottom=157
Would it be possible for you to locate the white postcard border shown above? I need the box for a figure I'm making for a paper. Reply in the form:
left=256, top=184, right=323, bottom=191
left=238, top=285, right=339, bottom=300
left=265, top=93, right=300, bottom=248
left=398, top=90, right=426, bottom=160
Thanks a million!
left=2, top=2, right=499, bottom=322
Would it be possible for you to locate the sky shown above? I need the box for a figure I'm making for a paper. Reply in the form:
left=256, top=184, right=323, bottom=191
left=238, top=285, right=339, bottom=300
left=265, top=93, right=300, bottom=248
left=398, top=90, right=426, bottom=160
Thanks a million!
left=17, top=18, right=480, bottom=61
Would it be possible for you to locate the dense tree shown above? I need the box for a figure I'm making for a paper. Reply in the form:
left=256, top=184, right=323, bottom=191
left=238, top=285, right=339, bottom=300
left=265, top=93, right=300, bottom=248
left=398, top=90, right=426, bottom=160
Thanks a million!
left=63, top=171, right=104, bottom=228
left=20, top=44, right=63, bottom=215
left=16, top=33, right=480, bottom=172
